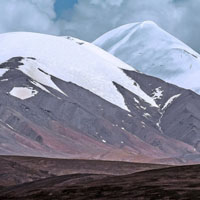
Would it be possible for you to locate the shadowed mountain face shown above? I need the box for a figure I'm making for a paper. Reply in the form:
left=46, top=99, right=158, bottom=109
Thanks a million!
left=0, top=157, right=200, bottom=200
left=0, top=56, right=200, bottom=164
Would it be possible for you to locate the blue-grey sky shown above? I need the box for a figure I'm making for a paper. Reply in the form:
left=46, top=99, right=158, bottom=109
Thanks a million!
left=54, top=0, right=77, bottom=17
left=0, top=0, right=200, bottom=53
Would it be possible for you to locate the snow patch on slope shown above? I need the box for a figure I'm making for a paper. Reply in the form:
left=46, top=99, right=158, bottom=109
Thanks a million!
left=29, top=80, right=51, bottom=94
left=134, top=97, right=140, bottom=104
left=9, top=87, right=38, bottom=100
left=19, top=58, right=67, bottom=96
left=1, top=79, right=8, bottom=82
left=162, top=94, right=181, bottom=110
left=152, top=87, right=163, bottom=100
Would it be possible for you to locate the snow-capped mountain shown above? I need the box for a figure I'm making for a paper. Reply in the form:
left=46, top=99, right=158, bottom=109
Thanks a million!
left=94, top=21, right=200, bottom=93
left=0, top=32, right=158, bottom=111
left=0, top=32, right=200, bottom=164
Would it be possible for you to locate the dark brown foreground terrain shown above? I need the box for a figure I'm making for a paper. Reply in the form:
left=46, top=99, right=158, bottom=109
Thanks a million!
left=0, top=155, right=167, bottom=187
left=1, top=156, right=200, bottom=199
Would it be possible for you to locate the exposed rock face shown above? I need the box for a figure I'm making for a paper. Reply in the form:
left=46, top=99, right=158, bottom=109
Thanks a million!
left=0, top=57, right=200, bottom=164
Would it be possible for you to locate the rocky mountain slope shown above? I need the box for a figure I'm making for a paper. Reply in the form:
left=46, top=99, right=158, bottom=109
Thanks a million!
left=0, top=32, right=200, bottom=164
left=94, top=21, right=200, bottom=93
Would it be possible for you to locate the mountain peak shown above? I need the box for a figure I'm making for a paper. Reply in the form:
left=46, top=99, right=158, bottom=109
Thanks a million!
left=139, top=20, right=158, bottom=27
left=0, top=32, right=160, bottom=111
left=93, top=21, right=159, bottom=46
left=94, top=21, right=200, bottom=93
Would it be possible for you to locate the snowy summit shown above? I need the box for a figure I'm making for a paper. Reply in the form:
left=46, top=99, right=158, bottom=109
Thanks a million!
left=0, top=32, right=158, bottom=111
left=94, top=21, right=200, bottom=93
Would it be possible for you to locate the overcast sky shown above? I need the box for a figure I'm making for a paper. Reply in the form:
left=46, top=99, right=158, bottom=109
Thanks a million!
left=0, top=0, right=200, bottom=53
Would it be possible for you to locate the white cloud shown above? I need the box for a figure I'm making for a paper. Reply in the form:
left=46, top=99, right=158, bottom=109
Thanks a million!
left=0, top=0, right=200, bottom=53
left=59, top=0, right=179, bottom=41
left=59, top=0, right=200, bottom=53
left=0, top=0, right=59, bottom=35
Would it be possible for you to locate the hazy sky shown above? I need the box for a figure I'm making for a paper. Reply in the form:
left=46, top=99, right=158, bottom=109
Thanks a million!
left=0, top=0, right=200, bottom=53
